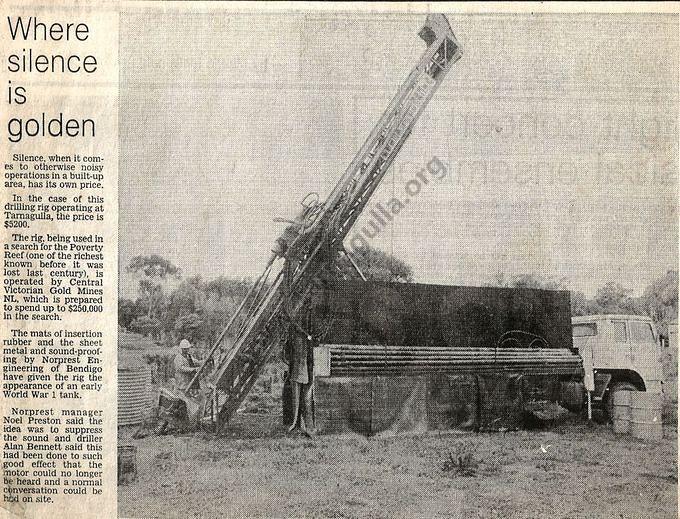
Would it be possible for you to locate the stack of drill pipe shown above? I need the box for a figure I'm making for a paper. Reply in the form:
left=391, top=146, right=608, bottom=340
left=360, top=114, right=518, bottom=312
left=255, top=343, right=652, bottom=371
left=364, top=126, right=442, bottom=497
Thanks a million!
left=326, top=345, right=583, bottom=377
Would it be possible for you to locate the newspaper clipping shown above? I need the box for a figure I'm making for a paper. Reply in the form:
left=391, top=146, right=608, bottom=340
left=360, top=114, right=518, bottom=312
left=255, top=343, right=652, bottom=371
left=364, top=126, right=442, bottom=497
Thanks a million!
left=0, top=2, right=678, bottom=518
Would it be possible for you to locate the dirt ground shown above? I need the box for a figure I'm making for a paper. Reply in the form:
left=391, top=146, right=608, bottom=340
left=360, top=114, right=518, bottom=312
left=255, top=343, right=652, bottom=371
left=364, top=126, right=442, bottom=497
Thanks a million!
left=118, top=414, right=677, bottom=519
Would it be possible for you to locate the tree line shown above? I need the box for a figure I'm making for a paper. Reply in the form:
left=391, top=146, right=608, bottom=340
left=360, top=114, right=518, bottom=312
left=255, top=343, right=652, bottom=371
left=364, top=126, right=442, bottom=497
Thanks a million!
left=118, top=247, right=414, bottom=347
left=484, top=270, right=678, bottom=335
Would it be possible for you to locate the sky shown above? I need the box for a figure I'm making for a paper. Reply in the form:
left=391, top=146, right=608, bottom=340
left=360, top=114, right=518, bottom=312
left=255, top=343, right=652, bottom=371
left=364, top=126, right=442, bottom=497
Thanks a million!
left=119, top=11, right=678, bottom=298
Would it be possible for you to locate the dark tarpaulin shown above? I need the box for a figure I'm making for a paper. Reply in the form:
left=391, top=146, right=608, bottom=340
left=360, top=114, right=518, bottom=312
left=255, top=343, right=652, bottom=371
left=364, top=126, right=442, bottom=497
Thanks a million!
left=312, top=376, right=427, bottom=436
left=312, top=373, right=563, bottom=436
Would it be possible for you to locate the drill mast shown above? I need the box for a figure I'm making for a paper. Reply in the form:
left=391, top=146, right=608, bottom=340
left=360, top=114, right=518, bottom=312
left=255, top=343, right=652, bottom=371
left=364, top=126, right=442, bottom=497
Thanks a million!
left=187, top=14, right=462, bottom=430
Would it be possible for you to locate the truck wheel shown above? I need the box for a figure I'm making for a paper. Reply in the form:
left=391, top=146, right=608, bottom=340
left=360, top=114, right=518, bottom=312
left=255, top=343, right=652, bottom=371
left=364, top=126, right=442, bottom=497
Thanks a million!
left=605, top=382, right=638, bottom=422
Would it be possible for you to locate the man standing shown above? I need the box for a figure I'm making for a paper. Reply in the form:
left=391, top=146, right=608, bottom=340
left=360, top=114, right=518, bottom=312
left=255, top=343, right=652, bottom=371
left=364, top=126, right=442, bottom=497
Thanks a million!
left=155, top=339, right=201, bottom=435
left=174, top=339, right=200, bottom=393
left=286, top=323, right=316, bottom=437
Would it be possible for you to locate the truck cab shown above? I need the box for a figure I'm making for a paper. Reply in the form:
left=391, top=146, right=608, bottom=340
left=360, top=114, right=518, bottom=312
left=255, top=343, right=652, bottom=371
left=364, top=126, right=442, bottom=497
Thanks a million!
left=572, top=315, right=663, bottom=415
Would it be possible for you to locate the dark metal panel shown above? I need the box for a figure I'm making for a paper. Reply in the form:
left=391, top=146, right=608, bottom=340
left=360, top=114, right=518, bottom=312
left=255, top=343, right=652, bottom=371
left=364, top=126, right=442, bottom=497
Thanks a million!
left=312, top=281, right=574, bottom=351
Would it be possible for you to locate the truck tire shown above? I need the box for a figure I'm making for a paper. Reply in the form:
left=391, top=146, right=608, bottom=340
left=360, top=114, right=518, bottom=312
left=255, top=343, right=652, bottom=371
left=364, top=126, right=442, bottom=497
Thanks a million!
left=605, top=381, right=638, bottom=422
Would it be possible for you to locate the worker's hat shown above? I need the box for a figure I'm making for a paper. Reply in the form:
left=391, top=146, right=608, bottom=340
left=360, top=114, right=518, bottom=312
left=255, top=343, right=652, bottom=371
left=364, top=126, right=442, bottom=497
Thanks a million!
left=179, top=339, right=192, bottom=350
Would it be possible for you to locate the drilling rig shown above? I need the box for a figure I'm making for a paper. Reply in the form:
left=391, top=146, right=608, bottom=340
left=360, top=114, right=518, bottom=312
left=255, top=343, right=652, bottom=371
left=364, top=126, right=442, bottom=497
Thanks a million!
left=160, top=14, right=463, bottom=431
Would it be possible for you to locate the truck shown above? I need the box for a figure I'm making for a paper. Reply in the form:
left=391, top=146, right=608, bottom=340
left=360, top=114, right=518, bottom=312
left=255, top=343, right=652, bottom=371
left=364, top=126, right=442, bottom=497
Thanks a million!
left=572, top=314, right=664, bottom=419
left=159, top=13, right=661, bottom=434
